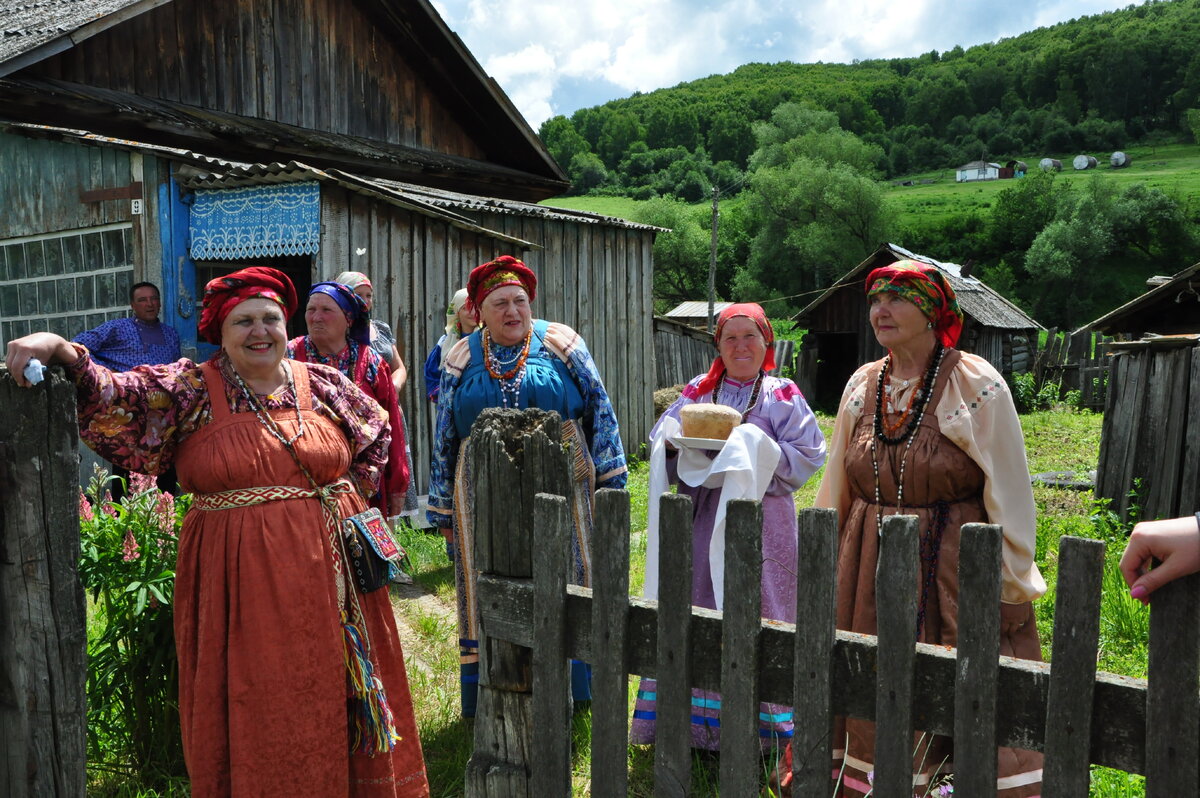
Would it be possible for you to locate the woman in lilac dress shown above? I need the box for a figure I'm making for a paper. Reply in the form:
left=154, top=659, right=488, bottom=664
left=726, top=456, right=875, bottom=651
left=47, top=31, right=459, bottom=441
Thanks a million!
left=631, top=302, right=826, bottom=752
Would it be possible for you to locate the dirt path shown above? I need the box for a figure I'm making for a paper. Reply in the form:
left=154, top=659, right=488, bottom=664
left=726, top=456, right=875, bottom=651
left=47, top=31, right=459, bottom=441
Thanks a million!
left=388, top=580, right=456, bottom=678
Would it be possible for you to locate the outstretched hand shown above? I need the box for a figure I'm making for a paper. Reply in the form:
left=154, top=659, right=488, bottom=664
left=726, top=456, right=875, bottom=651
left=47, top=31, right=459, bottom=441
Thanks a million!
left=1119, top=515, right=1200, bottom=603
left=4, top=333, right=79, bottom=387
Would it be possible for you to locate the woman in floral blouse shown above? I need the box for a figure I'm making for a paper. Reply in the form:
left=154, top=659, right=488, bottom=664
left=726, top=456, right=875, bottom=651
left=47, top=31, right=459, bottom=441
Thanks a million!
left=5, top=266, right=428, bottom=798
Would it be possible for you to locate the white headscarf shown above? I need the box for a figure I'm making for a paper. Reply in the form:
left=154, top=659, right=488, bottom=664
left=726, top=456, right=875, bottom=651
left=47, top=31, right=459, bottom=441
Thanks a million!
left=439, top=288, right=471, bottom=366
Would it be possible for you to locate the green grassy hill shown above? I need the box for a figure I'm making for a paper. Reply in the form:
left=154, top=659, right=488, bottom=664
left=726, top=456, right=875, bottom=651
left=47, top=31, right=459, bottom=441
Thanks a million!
left=545, top=141, right=1200, bottom=232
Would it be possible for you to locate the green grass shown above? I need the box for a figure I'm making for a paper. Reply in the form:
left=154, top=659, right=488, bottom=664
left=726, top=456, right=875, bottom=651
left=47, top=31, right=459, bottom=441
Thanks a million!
left=541, top=195, right=650, bottom=221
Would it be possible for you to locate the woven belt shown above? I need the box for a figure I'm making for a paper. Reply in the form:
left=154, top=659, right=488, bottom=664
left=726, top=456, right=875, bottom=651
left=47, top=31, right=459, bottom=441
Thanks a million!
left=192, top=479, right=355, bottom=511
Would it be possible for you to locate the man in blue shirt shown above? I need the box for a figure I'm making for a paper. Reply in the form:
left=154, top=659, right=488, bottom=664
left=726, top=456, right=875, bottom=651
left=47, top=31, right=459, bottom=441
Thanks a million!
left=74, top=281, right=181, bottom=371
left=73, top=281, right=181, bottom=499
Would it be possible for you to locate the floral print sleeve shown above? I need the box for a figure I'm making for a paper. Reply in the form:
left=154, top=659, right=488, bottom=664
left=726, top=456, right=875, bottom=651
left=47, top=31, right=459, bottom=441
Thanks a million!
left=66, top=343, right=208, bottom=475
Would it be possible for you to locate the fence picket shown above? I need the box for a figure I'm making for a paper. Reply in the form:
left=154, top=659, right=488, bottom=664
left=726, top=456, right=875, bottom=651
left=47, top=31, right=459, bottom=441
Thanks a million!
left=1146, top=572, right=1200, bottom=797
left=591, top=489, right=631, bottom=798
left=875, top=515, right=920, bottom=798
left=1043, top=537, right=1105, bottom=797
left=719, top=500, right=765, bottom=795
left=654, top=494, right=694, bottom=797
left=954, top=523, right=1003, bottom=796
left=791, top=508, right=839, bottom=793
left=531, top=493, right=572, bottom=797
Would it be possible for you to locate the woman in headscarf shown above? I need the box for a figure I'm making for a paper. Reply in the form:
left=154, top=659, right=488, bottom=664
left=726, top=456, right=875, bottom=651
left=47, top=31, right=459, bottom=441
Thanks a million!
left=427, top=255, right=627, bottom=718
left=630, top=302, right=826, bottom=752
left=335, top=271, right=407, bottom=394
left=5, top=266, right=428, bottom=797
left=422, top=288, right=475, bottom=403
left=778, top=259, right=1045, bottom=797
left=287, top=281, right=409, bottom=518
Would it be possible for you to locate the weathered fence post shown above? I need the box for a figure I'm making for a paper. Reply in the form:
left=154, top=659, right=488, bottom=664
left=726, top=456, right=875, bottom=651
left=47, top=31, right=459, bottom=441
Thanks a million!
left=590, top=489, right=631, bottom=798
left=1146, top=571, right=1200, bottom=796
left=654, top=493, right=694, bottom=797
left=0, top=366, right=87, bottom=797
left=465, top=408, right=571, bottom=798
left=875, top=514, right=919, bottom=798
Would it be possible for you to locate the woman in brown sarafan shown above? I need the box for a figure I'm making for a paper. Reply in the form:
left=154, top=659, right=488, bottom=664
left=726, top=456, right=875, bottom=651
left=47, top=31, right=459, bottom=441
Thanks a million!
left=778, top=259, right=1045, bottom=797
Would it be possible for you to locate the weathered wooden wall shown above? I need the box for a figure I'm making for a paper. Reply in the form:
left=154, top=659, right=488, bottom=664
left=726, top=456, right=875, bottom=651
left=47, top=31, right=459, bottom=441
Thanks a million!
left=652, top=317, right=713, bottom=389
left=1097, top=338, right=1199, bottom=521
left=0, top=367, right=87, bottom=798
left=30, top=0, right=485, bottom=161
left=318, top=186, right=657, bottom=491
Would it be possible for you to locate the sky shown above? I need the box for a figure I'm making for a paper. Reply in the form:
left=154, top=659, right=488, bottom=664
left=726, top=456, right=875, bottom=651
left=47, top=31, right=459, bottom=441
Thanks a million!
left=430, top=0, right=1147, bottom=130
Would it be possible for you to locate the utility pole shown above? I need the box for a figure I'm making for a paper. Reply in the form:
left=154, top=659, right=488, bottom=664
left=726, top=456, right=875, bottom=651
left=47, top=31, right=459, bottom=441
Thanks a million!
left=708, top=185, right=719, bottom=333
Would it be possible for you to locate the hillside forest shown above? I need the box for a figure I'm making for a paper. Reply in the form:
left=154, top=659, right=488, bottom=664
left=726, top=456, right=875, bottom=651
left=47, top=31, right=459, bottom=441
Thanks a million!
left=538, top=0, right=1200, bottom=328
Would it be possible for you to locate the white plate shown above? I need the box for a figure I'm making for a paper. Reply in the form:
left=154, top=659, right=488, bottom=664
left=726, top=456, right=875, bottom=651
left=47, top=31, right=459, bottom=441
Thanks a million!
left=674, top=436, right=726, bottom=451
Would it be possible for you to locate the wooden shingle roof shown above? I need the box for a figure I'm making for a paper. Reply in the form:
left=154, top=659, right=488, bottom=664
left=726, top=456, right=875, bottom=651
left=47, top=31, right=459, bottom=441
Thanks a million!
left=0, top=0, right=156, bottom=73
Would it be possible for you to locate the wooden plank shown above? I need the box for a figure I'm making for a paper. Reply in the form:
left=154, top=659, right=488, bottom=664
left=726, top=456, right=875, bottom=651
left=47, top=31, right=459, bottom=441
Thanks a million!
left=1178, top=348, right=1200, bottom=516
left=953, top=523, right=1003, bottom=796
left=1043, top=536, right=1104, bottom=797
left=874, top=514, right=919, bottom=798
left=530, top=494, right=572, bottom=798
left=1147, top=348, right=1191, bottom=518
left=590, top=490, right=630, bottom=798
left=654, top=494, right=694, bottom=797
left=1145, top=572, right=1200, bottom=797
left=719, top=500, right=764, bottom=796
left=791, top=508, right=838, bottom=794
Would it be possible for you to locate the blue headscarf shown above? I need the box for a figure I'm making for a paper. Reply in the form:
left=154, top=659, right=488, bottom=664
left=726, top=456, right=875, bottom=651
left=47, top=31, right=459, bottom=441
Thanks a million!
left=308, top=281, right=371, bottom=347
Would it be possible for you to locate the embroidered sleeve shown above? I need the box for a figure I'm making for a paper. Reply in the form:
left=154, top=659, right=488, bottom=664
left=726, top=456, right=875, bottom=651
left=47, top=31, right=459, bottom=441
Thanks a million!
left=426, top=344, right=470, bottom=528
left=544, top=322, right=627, bottom=489
left=306, top=363, right=390, bottom=498
left=67, top=344, right=207, bottom=475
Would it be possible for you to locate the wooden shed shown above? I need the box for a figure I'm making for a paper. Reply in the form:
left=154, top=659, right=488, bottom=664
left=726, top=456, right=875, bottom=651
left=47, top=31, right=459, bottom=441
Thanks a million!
left=0, top=0, right=658, bottom=484
left=792, top=244, right=1043, bottom=410
left=1077, top=262, right=1200, bottom=338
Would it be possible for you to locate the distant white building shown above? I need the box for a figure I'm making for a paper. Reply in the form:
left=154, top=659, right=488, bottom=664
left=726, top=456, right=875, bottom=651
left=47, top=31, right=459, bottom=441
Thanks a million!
left=955, top=160, right=1001, bottom=182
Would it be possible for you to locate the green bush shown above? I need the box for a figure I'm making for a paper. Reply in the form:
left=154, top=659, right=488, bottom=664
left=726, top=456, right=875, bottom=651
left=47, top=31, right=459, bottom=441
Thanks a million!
left=80, top=467, right=189, bottom=794
left=1011, top=371, right=1061, bottom=413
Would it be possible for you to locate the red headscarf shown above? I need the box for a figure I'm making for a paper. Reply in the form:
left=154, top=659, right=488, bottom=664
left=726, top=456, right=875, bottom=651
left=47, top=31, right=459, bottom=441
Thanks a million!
left=864, top=259, right=963, bottom=348
left=695, top=302, right=777, bottom=396
left=197, top=266, right=298, bottom=345
left=467, top=255, right=537, bottom=321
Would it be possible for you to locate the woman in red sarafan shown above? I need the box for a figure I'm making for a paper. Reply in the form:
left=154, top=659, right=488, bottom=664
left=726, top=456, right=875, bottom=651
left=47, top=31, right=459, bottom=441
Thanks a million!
left=5, top=265, right=428, bottom=798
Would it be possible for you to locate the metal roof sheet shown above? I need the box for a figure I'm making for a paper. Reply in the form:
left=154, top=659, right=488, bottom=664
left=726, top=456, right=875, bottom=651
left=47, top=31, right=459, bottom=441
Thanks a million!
left=0, top=0, right=159, bottom=71
left=664, top=301, right=735, bottom=318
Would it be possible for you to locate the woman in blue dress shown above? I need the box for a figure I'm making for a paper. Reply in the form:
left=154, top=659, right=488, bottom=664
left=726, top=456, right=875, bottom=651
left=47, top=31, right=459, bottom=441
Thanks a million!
left=426, top=255, right=627, bottom=718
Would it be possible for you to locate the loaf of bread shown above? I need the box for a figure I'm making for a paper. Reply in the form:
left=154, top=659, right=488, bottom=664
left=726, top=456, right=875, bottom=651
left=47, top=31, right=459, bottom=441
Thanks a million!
left=679, top=403, right=742, bottom=440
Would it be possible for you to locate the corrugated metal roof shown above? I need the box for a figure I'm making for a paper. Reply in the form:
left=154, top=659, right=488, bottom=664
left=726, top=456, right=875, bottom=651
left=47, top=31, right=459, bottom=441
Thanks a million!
left=664, top=301, right=734, bottom=318
left=0, top=0, right=159, bottom=71
left=795, top=243, right=1043, bottom=330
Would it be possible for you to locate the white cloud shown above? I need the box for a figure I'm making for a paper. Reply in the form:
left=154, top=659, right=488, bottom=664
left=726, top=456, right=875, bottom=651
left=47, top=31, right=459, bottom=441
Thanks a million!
left=432, top=0, right=1145, bottom=127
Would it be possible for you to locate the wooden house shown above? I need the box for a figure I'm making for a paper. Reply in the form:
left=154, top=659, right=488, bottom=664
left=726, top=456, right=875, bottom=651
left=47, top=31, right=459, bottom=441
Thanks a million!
left=955, top=161, right=1000, bottom=182
left=1077, top=262, right=1200, bottom=338
left=792, top=244, right=1042, bottom=410
left=0, top=0, right=658, bottom=488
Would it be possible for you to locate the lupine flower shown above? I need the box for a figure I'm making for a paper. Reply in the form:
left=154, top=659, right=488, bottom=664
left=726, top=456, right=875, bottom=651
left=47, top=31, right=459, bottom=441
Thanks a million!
left=129, top=472, right=156, bottom=494
left=79, top=490, right=94, bottom=521
left=122, top=530, right=140, bottom=561
left=156, top=492, right=176, bottom=536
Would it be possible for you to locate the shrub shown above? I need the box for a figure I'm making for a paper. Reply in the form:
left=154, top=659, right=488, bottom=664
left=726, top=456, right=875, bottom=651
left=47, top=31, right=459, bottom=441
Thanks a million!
left=81, top=466, right=189, bottom=792
left=1011, top=371, right=1061, bottom=413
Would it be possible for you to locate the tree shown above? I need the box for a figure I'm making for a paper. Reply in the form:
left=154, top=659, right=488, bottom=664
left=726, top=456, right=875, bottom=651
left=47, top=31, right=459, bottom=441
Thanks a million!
left=631, top=197, right=711, bottom=308
left=568, top=152, right=608, bottom=193
left=539, top=116, right=592, bottom=175
left=597, top=110, right=644, bottom=169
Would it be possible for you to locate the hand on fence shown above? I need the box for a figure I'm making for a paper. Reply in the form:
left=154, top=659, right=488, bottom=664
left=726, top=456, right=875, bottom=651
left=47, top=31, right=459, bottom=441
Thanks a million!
left=1120, top=515, right=1200, bottom=603
left=4, top=332, right=80, bottom=387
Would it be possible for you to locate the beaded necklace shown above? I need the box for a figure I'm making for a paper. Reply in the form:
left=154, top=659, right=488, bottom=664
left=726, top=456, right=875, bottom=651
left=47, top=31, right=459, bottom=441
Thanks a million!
left=712, top=370, right=765, bottom=422
left=483, top=326, right=534, bottom=408
left=869, top=343, right=945, bottom=537
left=872, top=342, right=944, bottom=446
left=227, top=358, right=305, bottom=447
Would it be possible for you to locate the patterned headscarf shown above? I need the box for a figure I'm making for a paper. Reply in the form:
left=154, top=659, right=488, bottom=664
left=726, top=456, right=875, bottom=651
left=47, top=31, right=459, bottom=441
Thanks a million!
left=467, top=255, right=537, bottom=320
left=198, top=266, right=297, bottom=345
left=334, top=271, right=371, bottom=291
left=695, top=302, right=778, bottom=396
left=308, top=281, right=371, bottom=347
left=865, top=259, right=963, bottom=347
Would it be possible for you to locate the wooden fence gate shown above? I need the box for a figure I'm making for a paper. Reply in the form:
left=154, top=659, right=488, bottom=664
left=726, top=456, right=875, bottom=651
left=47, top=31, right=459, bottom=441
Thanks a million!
left=1035, top=329, right=1113, bottom=411
left=465, top=409, right=1198, bottom=797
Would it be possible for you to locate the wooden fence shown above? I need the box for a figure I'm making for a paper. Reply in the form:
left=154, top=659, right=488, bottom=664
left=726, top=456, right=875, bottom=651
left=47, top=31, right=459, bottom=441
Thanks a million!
left=465, top=409, right=1197, bottom=797
left=1097, top=336, right=1200, bottom=522
left=1035, top=329, right=1113, bottom=411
